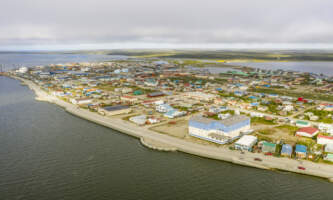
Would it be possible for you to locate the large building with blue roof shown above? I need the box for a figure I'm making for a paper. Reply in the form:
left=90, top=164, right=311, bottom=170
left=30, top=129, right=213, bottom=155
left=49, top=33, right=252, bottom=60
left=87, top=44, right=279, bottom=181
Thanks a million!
left=189, top=115, right=251, bottom=144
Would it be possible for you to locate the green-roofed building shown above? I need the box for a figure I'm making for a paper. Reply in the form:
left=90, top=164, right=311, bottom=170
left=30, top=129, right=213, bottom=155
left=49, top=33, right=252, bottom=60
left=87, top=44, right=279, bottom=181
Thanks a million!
left=262, top=141, right=276, bottom=153
left=296, top=120, right=310, bottom=127
left=133, top=90, right=143, bottom=95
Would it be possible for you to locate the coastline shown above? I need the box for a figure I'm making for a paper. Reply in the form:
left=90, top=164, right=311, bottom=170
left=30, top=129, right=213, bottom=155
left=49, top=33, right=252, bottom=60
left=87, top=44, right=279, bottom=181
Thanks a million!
left=12, top=76, right=333, bottom=182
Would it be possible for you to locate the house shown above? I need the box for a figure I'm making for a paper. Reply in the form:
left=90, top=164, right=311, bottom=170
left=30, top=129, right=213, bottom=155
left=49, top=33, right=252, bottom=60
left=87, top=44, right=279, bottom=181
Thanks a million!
left=283, top=105, right=294, bottom=112
left=164, top=110, right=186, bottom=119
left=189, top=115, right=251, bottom=144
left=156, top=104, right=174, bottom=113
left=122, top=88, right=133, bottom=94
left=133, top=90, right=143, bottom=95
left=234, top=135, right=257, bottom=151
left=121, top=95, right=138, bottom=104
left=318, top=123, right=333, bottom=135
left=70, top=98, right=93, bottom=105
left=98, top=105, right=131, bottom=116
left=296, top=120, right=310, bottom=127
left=324, top=143, right=333, bottom=153
left=281, top=144, right=293, bottom=157
left=147, top=92, right=165, bottom=98
left=317, top=135, right=333, bottom=145
left=296, top=127, right=319, bottom=138
left=295, top=144, right=307, bottom=158
left=261, top=142, right=276, bottom=153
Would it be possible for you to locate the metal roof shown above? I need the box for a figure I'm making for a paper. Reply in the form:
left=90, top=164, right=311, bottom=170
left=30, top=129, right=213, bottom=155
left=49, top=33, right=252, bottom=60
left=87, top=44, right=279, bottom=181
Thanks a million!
left=190, top=115, right=249, bottom=127
left=102, top=105, right=130, bottom=111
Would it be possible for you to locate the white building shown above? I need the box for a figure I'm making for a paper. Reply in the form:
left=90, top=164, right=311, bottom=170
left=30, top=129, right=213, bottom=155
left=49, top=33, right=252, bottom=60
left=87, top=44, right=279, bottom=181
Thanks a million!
left=319, top=123, right=333, bottom=135
left=129, top=115, right=147, bottom=125
left=70, top=98, right=93, bottom=105
left=235, top=135, right=258, bottom=151
left=317, top=135, right=333, bottom=145
left=17, top=67, right=28, bottom=73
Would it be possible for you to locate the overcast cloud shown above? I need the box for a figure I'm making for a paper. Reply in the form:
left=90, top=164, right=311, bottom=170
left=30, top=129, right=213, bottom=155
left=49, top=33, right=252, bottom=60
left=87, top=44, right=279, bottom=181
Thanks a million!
left=1, top=0, right=333, bottom=50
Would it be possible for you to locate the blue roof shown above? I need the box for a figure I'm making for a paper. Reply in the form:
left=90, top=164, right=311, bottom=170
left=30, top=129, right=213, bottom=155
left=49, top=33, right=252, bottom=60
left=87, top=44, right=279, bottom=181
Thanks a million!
left=281, top=144, right=293, bottom=154
left=295, top=144, right=307, bottom=153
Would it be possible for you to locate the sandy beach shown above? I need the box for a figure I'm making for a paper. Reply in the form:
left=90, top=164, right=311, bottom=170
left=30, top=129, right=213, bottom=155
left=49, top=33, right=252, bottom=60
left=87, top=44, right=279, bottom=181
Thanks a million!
left=14, top=76, right=333, bottom=182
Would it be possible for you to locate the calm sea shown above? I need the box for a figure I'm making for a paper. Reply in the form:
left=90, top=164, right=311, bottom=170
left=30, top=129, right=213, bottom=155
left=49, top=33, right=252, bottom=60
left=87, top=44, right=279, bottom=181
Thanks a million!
left=0, top=53, right=127, bottom=71
left=230, top=61, right=333, bottom=76
left=1, top=54, right=333, bottom=200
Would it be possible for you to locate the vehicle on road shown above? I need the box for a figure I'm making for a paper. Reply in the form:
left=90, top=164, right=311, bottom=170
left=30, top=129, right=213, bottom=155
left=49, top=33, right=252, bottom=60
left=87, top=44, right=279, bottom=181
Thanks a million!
left=254, top=158, right=262, bottom=161
left=298, top=166, right=306, bottom=170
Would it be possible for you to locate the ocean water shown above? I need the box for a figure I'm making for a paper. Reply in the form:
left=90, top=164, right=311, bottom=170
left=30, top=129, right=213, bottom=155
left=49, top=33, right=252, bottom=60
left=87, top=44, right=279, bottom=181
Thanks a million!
left=229, top=61, right=333, bottom=76
left=0, top=53, right=127, bottom=71
left=1, top=54, right=333, bottom=199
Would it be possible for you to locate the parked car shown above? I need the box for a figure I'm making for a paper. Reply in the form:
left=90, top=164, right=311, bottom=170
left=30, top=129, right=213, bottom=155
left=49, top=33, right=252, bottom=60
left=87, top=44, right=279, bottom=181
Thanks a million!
left=254, top=158, right=262, bottom=161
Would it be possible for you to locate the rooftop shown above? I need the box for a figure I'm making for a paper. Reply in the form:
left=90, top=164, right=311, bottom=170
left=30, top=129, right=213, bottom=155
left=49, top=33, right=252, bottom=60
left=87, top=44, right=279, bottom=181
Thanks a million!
left=102, top=105, right=130, bottom=111
left=190, top=115, right=250, bottom=127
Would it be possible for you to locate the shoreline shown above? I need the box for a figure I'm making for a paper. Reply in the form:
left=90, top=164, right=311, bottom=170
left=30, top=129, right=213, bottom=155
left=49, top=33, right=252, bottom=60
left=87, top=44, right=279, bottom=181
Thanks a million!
left=11, top=76, right=333, bottom=182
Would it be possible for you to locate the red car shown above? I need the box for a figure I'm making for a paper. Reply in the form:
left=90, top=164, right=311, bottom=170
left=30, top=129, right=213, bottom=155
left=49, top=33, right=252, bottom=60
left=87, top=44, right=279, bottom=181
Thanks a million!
left=298, top=166, right=306, bottom=170
left=254, top=158, right=262, bottom=161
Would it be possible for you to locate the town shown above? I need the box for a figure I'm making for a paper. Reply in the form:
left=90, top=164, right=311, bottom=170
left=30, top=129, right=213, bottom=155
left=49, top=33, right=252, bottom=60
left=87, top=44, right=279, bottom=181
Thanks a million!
left=6, top=58, right=333, bottom=168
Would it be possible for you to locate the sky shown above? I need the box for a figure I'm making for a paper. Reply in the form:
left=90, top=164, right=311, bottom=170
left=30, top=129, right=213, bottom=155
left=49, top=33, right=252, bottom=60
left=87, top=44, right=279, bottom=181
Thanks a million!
left=1, top=0, right=333, bottom=50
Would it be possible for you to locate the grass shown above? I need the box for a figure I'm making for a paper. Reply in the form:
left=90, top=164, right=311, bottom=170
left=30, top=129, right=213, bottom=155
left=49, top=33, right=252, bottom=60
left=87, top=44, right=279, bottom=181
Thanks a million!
left=258, top=129, right=275, bottom=135
left=276, top=125, right=299, bottom=135
left=251, top=117, right=276, bottom=125
left=304, top=109, right=333, bottom=123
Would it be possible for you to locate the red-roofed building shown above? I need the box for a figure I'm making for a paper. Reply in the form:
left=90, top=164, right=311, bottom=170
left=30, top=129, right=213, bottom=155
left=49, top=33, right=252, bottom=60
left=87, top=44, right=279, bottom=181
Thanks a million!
left=317, top=135, right=333, bottom=145
left=296, top=127, right=319, bottom=138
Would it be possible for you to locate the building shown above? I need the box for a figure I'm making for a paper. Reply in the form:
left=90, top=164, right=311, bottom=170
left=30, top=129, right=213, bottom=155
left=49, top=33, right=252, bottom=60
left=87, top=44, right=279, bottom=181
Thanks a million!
left=98, top=105, right=131, bottom=116
left=234, top=135, right=257, bottom=151
left=296, top=120, right=310, bottom=127
left=147, top=92, right=165, bottom=98
left=129, top=115, right=147, bottom=125
left=318, top=123, right=333, bottom=135
left=296, top=127, right=319, bottom=138
left=18, top=67, right=28, bottom=73
left=325, top=143, right=333, bottom=153
left=324, top=153, right=333, bottom=162
left=156, top=104, right=174, bottom=113
left=120, top=95, right=138, bottom=104
left=317, top=135, right=333, bottom=145
left=261, top=141, right=276, bottom=153
left=281, top=144, right=293, bottom=157
left=164, top=110, right=186, bottom=119
left=188, top=115, right=251, bottom=144
left=70, top=98, right=93, bottom=105
left=295, top=144, right=307, bottom=158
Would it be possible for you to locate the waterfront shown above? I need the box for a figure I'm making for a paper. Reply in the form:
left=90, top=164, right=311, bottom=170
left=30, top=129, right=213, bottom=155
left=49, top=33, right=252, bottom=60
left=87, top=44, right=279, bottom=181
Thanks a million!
left=0, top=53, right=127, bottom=71
left=1, top=73, right=333, bottom=199
left=229, top=61, right=333, bottom=76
